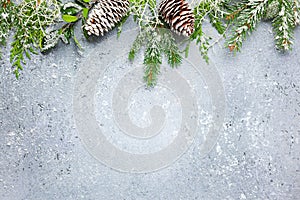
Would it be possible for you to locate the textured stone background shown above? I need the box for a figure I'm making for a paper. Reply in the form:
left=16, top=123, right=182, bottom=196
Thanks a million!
left=0, top=16, right=299, bottom=200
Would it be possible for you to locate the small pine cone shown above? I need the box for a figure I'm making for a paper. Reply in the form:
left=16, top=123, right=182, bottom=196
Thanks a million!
left=85, top=0, right=130, bottom=36
left=159, top=0, right=195, bottom=37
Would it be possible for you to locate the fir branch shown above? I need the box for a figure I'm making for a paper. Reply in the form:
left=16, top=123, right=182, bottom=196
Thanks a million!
left=227, top=0, right=269, bottom=52
left=129, top=26, right=182, bottom=86
left=143, top=31, right=162, bottom=86
left=292, top=0, right=300, bottom=25
left=209, top=12, right=226, bottom=35
left=129, top=0, right=182, bottom=86
left=273, top=0, right=295, bottom=51
left=225, top=2, right=248, bottom=21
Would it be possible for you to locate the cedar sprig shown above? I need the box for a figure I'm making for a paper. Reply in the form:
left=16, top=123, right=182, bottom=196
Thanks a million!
left=10, top=0, right=61, bottom=78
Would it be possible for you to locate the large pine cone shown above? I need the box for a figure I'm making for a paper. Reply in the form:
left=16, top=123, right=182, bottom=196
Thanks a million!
left=159, top=0, right=195, bottom=37
left=84, top=0, right=130, bottom=36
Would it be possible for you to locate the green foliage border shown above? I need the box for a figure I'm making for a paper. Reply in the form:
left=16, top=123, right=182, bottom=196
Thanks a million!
left=0, top=0, right=299, bottom=86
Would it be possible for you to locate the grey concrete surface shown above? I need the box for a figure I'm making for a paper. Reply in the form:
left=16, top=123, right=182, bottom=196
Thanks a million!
left=0, top=16, right=299, bottom=200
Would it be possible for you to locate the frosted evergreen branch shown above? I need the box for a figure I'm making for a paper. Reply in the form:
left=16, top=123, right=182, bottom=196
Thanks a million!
left=143, top=29, right=162, bottom=86
left=0, top=0, right=15, bottom=58
left=227, top=0, right=269, bottom=52
left=273, top=0, right=295, bottom=51
left=129, top=26, right=182, bottom=86
left=128, top=27, right=151, bottom=61
left=191, top=0, right=229, bottom=62
left=9, top=0, right=61, bottom=78
left=292, top=0, right=300, bottom=25
left=1, top=0, right=300, bottom=82
left=129, top=0, right=161, bottom=28
left=160, top=30, right=182, bottom=68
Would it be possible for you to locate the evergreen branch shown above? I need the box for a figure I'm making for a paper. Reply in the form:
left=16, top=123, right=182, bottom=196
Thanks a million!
left=292, top=0, right=300, bottom=25
left=128, top=28, right=149, bottom=61
left=191, top=0, right=228, bottom=63
left=190, top=2, right=212, bottom=62
left=41, top=1, right=89, bottom=51
left=191, top=25, right=211, bottom=63
left=129, top=0, right=182, bottom=86
left=143, top=28, right=162, bottom=86
left=160, top=30, right=182, bottom=68
left=1, top=0, right=300, bottom=82
left=225, top=3, right=248, bottom=21
left=9, top=0, right=61, bottom=78
left=117, top=13, right=130, bottom=38
left=209, top=12, right=226, bottom=35
left=0, top=0, right=15, bottom=58
left=273, top=0, right=295, bottom=51
left=129, top=26, right=182, bottom=86
left=129, top=0, right=160, bottom=27
left=226, top=0, right=269, bottom=52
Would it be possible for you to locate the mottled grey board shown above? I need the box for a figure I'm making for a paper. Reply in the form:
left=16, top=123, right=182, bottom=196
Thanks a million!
left=0, top=17, right=299, bottom=200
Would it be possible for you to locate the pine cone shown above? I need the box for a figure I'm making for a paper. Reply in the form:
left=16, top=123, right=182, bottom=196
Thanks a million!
left=159, top=0, right=195, bottom=37
left=85, top=0, right=130, bottom=36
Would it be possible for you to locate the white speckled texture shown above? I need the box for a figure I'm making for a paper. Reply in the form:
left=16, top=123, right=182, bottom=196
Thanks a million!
left=0, top=16, right=299, bottom=200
